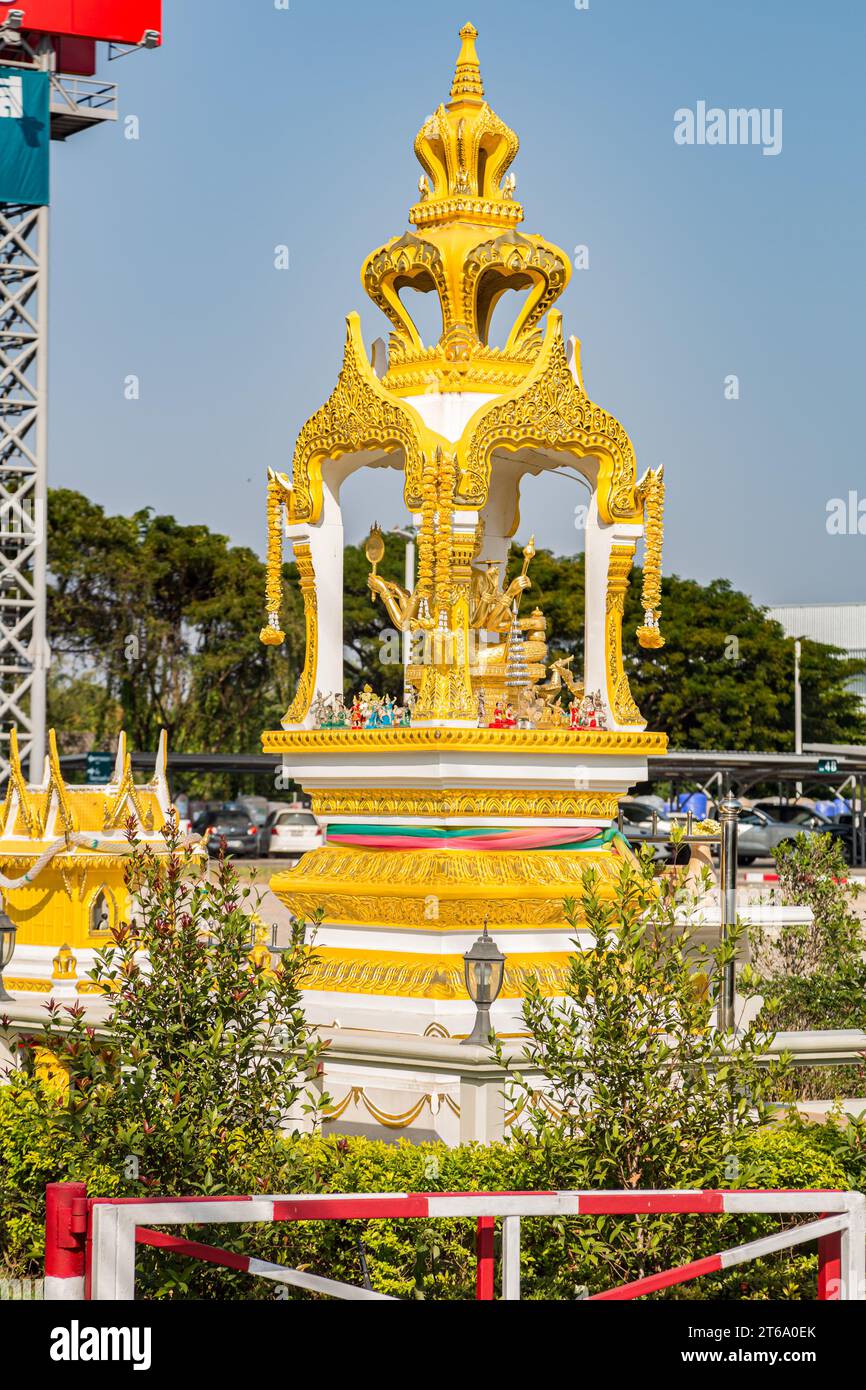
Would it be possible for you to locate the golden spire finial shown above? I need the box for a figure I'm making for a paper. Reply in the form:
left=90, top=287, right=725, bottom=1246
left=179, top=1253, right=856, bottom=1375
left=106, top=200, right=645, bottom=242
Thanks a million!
left=450, top=22, right=484, bottom=103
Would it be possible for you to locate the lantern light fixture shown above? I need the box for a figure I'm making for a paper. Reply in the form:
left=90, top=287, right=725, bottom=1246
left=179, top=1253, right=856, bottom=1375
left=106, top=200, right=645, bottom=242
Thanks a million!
left=461, top=925, right=506, bottom=1046
left=0, top=907, right=17, bottom=1002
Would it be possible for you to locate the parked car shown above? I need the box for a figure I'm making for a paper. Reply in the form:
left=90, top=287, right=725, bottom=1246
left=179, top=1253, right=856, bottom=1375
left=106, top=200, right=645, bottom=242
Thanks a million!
left=201, top=804, right=261, bottom=859
left=752, top=802, right=853, bottom=862
left=736, top=807, right=818, bottom=865
left=238, top=798, right=272, bottom=855
left=618, top=800, right=675, bottom=861
left=265, top=806, right=324, bottom=860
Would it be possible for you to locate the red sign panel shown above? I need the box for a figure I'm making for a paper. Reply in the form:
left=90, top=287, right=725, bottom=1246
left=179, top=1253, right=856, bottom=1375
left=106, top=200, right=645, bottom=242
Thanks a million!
left=0, top=2, right=161, bottom=44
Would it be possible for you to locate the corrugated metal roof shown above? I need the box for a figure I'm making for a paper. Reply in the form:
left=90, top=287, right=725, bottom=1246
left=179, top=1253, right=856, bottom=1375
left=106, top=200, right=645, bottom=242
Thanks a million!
left=767, top=603, right=866, bottom=654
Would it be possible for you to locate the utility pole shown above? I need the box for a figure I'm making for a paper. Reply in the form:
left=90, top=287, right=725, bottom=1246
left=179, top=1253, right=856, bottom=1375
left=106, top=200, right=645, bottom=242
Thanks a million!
left=717, top=795, right=741, bottom=1034
left=794, top=638, right=803, bottom=756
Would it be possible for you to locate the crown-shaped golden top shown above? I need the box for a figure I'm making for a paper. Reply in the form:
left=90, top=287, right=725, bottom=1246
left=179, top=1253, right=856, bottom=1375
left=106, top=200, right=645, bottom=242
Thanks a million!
left=410, top=21, right=522, bottom=232
left=361, top=23, right=571, bottom=396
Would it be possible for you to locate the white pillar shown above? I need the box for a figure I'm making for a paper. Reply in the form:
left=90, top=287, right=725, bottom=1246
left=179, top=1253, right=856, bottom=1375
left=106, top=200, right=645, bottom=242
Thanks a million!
left=459, top=1072, right=507, bottom=1144
left=583, top=493, right=643, bottom=730
left=284, top=480, right=344, bottom=728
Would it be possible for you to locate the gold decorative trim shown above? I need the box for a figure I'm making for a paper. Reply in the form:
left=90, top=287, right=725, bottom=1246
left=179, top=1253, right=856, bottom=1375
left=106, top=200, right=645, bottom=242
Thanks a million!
left=274, top=890, right=592, bottom=929
left=605, top=544, right=645, bottom=729
left=636, top=465, right=665, bottom=648
left=310, top=788, right=622, bottom=820
left=288, top=314, right=437, bottom=526
left=263, top=726, right=666, bottom=756
left=324, top=1086, right=462, bottom=1129
left=260, top=471, right=287, bottom=645
left=362, top=232, right=451, bottom=359
left=103, top=756, right=155, bottom=833
left=47, top=730, right=77, bottom=834
left=463, top=230, right=570, bottom=355
left=304, top=947, right=572, bottom=999
left=456, top=313, right=641, bottom=523
left=2, top=977, right=53, bottom=993
left=282, top=543, right=318, bottom=727
left=0, top=852, right=170, bottom=871
left=1, top=728, right=40, bottom=837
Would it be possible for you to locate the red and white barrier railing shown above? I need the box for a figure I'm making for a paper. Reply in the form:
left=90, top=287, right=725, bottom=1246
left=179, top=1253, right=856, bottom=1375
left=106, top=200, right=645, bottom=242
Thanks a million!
left=45, top=1184, right=866, bottom=1301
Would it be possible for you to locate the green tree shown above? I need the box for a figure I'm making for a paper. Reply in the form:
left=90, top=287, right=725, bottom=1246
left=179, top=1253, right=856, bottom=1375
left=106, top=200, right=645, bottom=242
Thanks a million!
left=46, top=488, right=303, bottom=754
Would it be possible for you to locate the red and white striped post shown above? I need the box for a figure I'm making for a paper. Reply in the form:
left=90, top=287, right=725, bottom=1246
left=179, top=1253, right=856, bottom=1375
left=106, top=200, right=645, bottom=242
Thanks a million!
left=45, top=1181, right=87, bottom=1300
left=476, top=1215, right=495, bottom=1300
left=818, top=1230, right=842, bottom=1300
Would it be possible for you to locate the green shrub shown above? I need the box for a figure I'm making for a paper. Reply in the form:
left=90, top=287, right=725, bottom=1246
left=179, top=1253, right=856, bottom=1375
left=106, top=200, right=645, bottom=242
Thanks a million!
left=1, top=1100, right=857, bottom=1300
left=744, top=833, right=866, bottom=1101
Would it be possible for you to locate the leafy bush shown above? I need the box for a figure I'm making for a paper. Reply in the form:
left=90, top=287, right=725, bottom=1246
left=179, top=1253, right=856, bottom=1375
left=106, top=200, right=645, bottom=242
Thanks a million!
left=0, top=818, right=324, bottom=1289
left=744, top=833, right=866, bottom=1100
left=502, top=851, right=786, bottom=1188
left=0, top=1106, right=854, bottom=1299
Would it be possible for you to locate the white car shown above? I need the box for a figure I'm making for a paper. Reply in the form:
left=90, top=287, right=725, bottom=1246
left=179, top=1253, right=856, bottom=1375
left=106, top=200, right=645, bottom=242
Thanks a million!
left=265, top=806, right=324, bottom=859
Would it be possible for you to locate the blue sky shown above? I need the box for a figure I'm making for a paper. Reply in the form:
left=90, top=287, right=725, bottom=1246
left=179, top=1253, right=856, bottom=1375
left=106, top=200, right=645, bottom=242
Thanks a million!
left=49, top=0, right=865, bottom=606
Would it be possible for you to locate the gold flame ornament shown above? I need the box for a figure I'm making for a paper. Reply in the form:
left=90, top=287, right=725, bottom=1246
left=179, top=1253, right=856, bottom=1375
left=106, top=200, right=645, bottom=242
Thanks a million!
left=260, top=470, right=286, bottom=646
left=365, top=522, right=385, bottom=575
left=636, top=467, right=665, bottom=649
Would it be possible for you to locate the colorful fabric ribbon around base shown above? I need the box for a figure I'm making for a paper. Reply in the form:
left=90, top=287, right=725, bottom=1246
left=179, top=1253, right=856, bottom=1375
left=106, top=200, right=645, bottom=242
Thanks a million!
left=325, top=823, right=630, bottom=854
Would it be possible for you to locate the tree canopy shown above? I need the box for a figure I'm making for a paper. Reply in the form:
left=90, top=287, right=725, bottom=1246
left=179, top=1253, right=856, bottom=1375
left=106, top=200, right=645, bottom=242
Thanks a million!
left=46, top=488, right=299, bottom=754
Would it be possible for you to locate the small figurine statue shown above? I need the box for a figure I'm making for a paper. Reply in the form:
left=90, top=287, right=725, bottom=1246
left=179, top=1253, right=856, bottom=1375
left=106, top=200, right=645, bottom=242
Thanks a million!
left=350, top=695, right=364, bottom=729
left=380, top=694, right=394, bottom=727
left=489, top=699, right=504, bottom=728
left=310, top=691, right=327, bottom=728
left=503, top=702, right=517, bottom=728
left=477, top=690, right=487, bottom=727
left=590, top=690, right=608, bottom=731
left=569, top=690, right=608, bottom=731
left=332, top=694, right=348, bottom=728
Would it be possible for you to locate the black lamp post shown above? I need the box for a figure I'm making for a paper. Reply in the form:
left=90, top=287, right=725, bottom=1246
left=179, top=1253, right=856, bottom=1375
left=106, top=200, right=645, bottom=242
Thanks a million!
left=0, top=908, right=17, bottom=1002
left=461, top=926, right=506, bottom=1046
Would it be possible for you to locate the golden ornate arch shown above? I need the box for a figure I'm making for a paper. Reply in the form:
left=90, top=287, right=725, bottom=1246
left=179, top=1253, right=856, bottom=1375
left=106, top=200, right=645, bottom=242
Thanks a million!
left=288, top=313, right=439, bottom=526
left=456, top=311, right=642, bottom=523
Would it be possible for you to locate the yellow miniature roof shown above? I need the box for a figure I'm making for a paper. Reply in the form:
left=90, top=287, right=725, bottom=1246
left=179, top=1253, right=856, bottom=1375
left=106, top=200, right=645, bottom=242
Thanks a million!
left=0, top=728, right=172, bottom=846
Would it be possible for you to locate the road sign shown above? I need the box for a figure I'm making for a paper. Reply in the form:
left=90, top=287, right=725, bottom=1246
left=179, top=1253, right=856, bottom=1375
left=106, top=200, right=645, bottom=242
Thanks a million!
left=817, top=758, right=839, bottom=775
left=85, top=751, right=114, bottom=785
left=0, top=66, right=49, bottom=205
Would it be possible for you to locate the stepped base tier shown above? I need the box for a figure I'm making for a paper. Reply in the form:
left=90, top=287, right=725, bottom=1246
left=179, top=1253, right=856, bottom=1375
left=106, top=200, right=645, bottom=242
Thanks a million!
left=265, top=726, right=667, bottom=1035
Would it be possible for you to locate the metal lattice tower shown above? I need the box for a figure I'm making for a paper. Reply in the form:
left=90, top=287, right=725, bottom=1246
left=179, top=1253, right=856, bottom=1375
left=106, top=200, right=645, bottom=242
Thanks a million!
left=0, top=40, right=119, bottom=781
left=0, top=199, right=48, bottom=781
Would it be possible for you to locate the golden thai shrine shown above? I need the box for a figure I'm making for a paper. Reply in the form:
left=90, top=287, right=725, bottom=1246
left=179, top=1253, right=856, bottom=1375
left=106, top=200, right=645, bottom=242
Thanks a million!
left=261, top=23, right=668, bottom=1039
left=0, top=730, right=173, bottom=999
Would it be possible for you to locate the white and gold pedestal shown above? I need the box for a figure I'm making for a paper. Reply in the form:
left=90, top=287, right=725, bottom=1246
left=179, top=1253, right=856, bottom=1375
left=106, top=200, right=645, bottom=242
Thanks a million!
left=266, top=726, right=666, bottom=1038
